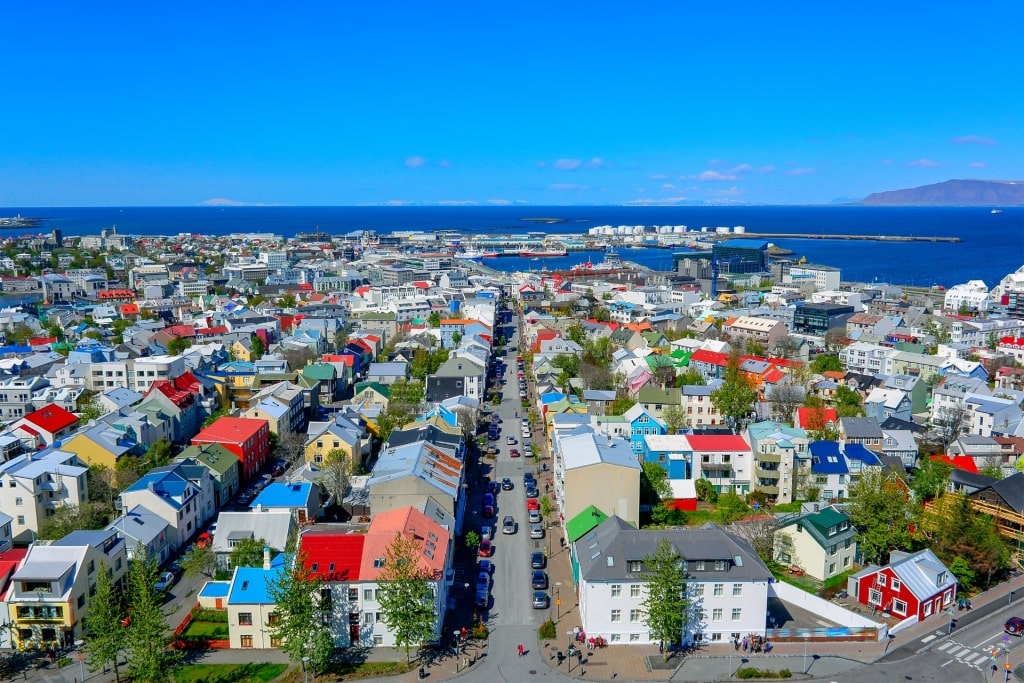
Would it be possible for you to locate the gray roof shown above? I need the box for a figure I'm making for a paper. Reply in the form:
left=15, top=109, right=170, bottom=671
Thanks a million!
left=367, top=362, right=408, bottom=377
left=107, top=504, right=170, bottom=546
left=840, top=416, right=883, bottom=438
left=575, top=516, right=770, bottom=583
left=583, top=390, right=617, bottom=402
left=985, top=472, right=1024, bottom=513
left=211, top=511, right=294, bottom=553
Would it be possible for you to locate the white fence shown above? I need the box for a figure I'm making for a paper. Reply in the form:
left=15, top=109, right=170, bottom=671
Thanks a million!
left=770, top=580, right=884, bottom=631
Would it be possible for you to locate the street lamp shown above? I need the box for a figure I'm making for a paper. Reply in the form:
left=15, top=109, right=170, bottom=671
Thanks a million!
left=555, top=582, right=562, bottom=623
left=74, top=639, right=85, bottom=683
left=802, top=634, right=810, bottom=674
left=302, top=656, right=310, bottom=683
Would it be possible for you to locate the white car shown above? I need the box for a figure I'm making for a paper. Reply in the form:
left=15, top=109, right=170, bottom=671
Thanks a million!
left=155, top=571, right=175, bottom=592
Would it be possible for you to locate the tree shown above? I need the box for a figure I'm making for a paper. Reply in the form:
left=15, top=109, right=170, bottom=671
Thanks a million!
left=321, top=448, right=352, bottom=506
left=810, top=354, right=844, bottom=374
left=144, top=437, right=174, bottom=469
left=4, top=322, right=36, bottom=345
left=641, top=461, right=671, bottom=501
left=640, top=538, right=688, bottom=660
left=451, top=331, right=461, bottom=347
left=768, top=384, right=804, bottom=424
left=711, top=350, right=757, bottom=432
left=124, top=549, right=171, bottom=683
left=932, top=404, right=969, bottom=452
left=743, top=337, right=766, bottom=357
left=464, top=531, right=480, bottom=551
left=695, top=478, right=718, bottom=503
left=278, top=292, right=297, bottom=309
left=389, top=380, right=424, bottom=409
left=833, top=385, right=864, bottom=418
left=37, top=502, right=112, bottom=539
left=266, top=552, right=335, bottom=675
left=770, top=335, right=801, bottom=360
left=166, top=336, right=191, bottom=355
left=846, top=470, right=917, bottom=565
left=566, top=324, right=586, bottom=345
left=83, top=561, right=125, bottom=683
left=654, top=365, right=677, bottom=388
left=674, top=368, right=706, bottom=387
left=230, top=537, right=270, bottom=568
left=77, top=390, right=105, bottom=422
left=743, top=515, right=779, bottom=563
left=540, top=493, right=554, bottom=520
left=181, top=544, right=218, bottom=580
left=250, top=334, right=265, bottom=360
left=115, top=455, right=146, bottom=490
left=607, top=396, right=636, bottom=416
left=376, top=532, right=437, bottom=664
left=427, top=311, right=441, bottom=328
left=795, top=469, right=822, bottom=503
left=823, top=328, right=848, bottom=353
left=662, top=405, right=686, bottom=435
left=925, top=492, right=1008, bottom=590
left=712, top=492, right=750, bottom=524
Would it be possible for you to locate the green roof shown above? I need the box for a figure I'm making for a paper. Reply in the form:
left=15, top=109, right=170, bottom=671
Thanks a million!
left=645, top=354, right=676, bottom=370
left=636, top=386, right=681, bottom=405
left=354, top=381, right=391, bottom=399
left=302, top=362, right=337, bottom=381
left=566, top=505, right=609, bottom=543
left=177, top=443, right=239, bottom=475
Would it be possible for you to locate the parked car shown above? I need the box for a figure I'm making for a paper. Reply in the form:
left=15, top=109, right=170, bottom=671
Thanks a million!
left=481, top=526, right=493, bottom=541
left=475, top=589, right=489, bottom=609
left=531, top=570, right=548, bottom=590
left=1007, top=617, right=1024, bottom=636
left=526, top=497, right=539, bottom=511
left=476, top=571, right=490, bottom=592
left=524, top=472, right=535, bottom=486
left=532, top=591, right=550, bottom=609
left=506, top=436, right=517, bottom=445
left=530, top=523, right=545, bottom=539
left=529, top=509, right=542, bottom=524
left=510, top=448, right=520, bottom=458
left=501, top=477, right=514, bottom=491
left=478, top=559, right=493, bottom=575
left=478, top=539, right=493, bottom=557
left=502, top=515, right=516, bottom=535
left=531, top=552, right=546, bottom=569
left=195, top=532, right=212, bottom=548
left=155, top=572, right=175, bottom=592
left=525, top=485, right=538, bottom=498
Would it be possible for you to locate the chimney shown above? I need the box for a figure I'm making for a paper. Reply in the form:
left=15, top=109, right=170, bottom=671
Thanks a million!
left=263, top=546, right=271, bottom=570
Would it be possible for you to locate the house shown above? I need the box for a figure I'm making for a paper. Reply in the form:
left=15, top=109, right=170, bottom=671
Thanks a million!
left=305, top=412, right=370, bottom=472
left=689, top=434, right=753, bottom=496
left=618, top=404, right=667, bottom=455
left=424, top=355, right=487, bottom=403
left=0, top=450, right=89, bottom=544
left=106, top=505, right=173, bottom=565
left=243, top=381, right=306, bottom=437
left=774, top=505, right=857, bottom=582
left=119, top=463, right=212, bottom=550
left=59, top=422, right=138, bottom=469
left=553, top=429, right=641, bottom=528
left=746, top=421, right=809, bottom=505
left=848, top=549, right=957, bottom=622
left=225, top=552, right=286, bottom=649
left=6, top=529, right=128, bottom=649
left=192, top=417, right=270, bottom=483
left=366, top=362, right=409, bottom=386
left=250, top=482, right=320, bottom=524
left=839, top=417, right=884, bottom=452
left=175, top=443, right=242, bottom=508
left=8, top=404, right=78, bottom=449
left=722, top=316, right=788, bottom=349
left=582, top=390, right=617, bottom=417
left=368, top=440, right=466, bottom=533
left=211, top=511, right=294, bottom=570
left=862, top=388, right=913, bottom=424
left=575, top=516, right=771, bottom=646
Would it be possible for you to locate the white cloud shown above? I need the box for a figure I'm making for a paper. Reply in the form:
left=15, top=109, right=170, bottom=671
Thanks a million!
left=437, top=200, right=478, bottom=206
left=951, top=135, right=996, bottom=146
left=438, top=160, right=452, bottom=168
left=626, top=196, right=689, bottom=206
left=660, top=183, right=677, bottom=190
left=758, top=165, right=775, bottom=174
left=405, top=156, right=426, bottom=168
left=907, top=158, right=940, bottom=168
left=201, top=198, right=271, bottom=207
left=586, top=157, right=606, bottom=169
left=969, top=162, right=987, bottom=168
left=554, top=158, right=582, bottom=171
left=785, top=168, right=817, bottom=176
left=487, top=199, right=513, bottom=205
left=649, top=173, right=668, bottom=180
left=699, top=170, right=737, bottom=182
left=548, top=183, right=587, bottom=191
left=731, top=163, right=753, bottom=174
left=387, top=200, right=414, bottom=206
left=880, top=159, right=893, bottom=165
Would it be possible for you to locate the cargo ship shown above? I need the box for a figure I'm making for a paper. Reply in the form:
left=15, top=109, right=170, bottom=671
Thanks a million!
left=520, top=248, right=567, bottom=257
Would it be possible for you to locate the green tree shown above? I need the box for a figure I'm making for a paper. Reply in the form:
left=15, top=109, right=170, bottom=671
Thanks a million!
left=464, top=531, right=480, bottom=550
left=409, top=349, right=431, bottom=382
left=711, top=350, right=757, bottom=432
left=278, top=292, right=297, bottom=309
left=662, top=405, right=686, bottom=434
left=980, top=464, right=1003, bottom=479
left=743, top=337, right=766, bottom=357
left=181, top=544, right=218, bottom=579
left=451, top=331, right=462, bottom=347
left=77, top=390, right=104, bottom=422
left=640, top=538, right=689, bottom=660
left=124, top=549, right=171, bottom=683
left=144, top=437, right=174, bottom=469
left=712, top=492, right=751, bottom=524
left=810, top=354, right=844, bottom=374
left=948, top=556, right=976, bottom=593
left=833, top=385, right=864, bottom=418
left=322, top=448, right=352, bottom=506
left=695, top=478, right=718, bottom=503
left=166, top=336, right=191, bottom=355
left=266, top=552, right=335, bottom=675
left=846, top=469, right=917, bottom=564
left=674, top=368, right=706, bottom=387
left=5, top=322, right=36, bottom=345
left=641, top=461, right=671, bottom=501
left=250, top=334, right=265, bottom=360
left=566, top=324, right=586, bottom=345
left=376, top=532, right=438, bottom=663
left=37, top=502, right=112, bottom=539
left=83, top=561, right=125, bottom=683
left=427, top=311, right=441, bottom=328
left=927, top=492, right=1008, bottom=590
left=539, top=493, right=554, bottom=520
left=230, top=537, right=270, bottom=568
left=607, top=396, right=636, bottom=416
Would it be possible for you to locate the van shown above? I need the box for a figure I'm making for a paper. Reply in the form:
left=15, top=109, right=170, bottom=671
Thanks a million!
left=1006, top=617, right=1024, bottom=636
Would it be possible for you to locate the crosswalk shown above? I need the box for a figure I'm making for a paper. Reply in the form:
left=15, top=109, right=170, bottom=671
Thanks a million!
left=934, top=638, right=1002, bottom=670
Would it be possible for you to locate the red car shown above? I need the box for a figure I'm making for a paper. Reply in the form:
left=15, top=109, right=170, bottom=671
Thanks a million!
left=478, top=539, right=493, bottom=557
left=196, top=532, right=213, bottom=548
left=510, top=448, right=520, bottom=458
left=527, top=498, right=539, bottom=511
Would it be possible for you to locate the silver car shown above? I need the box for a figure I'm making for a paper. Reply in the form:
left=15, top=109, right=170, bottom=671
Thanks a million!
left=530, top=523, right=545, bottom=539
left=502, top=515, right=516, bottom=535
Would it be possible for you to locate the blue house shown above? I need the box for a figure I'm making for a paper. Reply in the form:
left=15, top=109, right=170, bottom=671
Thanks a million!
left=809, top=441, right=851, bottom=502
left=251, top=481, right=320, bottom=521
left=640, top=434, right=692, bottom=479
left=621, top=404, right=667, bottom=454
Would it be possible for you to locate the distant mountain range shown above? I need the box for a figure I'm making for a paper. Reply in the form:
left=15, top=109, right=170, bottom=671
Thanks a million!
left=856, top=179, right=1024, bottom=206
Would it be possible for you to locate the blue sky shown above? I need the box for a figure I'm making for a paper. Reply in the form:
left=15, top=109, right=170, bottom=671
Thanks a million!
left=2, top=2, right=1020, bottom=206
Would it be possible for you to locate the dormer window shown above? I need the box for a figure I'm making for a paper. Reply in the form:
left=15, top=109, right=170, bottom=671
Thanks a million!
left=628, top=560, right=642, bottom=573
left=715, top=560, right=727, bottom=571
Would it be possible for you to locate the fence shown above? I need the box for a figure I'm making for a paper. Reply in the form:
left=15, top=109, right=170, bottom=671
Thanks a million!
left=769, top=580, right=886, bottom=641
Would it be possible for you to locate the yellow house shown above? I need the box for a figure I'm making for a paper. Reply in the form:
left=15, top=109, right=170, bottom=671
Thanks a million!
left=304, top=415, right=366, bottom=468
left=231, top=338, right=256, bottom=363
left=60, top=423, right=137, bottom=469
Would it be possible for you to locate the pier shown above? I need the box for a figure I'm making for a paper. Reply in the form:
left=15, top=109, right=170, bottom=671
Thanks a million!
left=706, top=232, right=961, bottom=243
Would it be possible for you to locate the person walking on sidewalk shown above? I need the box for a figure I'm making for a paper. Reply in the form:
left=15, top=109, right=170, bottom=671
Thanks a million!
left=518, top=643, right=524, bottom=657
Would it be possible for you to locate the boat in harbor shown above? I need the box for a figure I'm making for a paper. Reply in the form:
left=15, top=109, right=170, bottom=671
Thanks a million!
left=992, top=209, right=1003, bottom=214
left=520, top=248, right=567, bottom=257
left=455, top=249, right=499, bottom=260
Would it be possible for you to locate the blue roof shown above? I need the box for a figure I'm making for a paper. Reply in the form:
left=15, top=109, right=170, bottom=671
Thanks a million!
left=123, top=468, right=190, bottom=509
left=199, top=581, right=231, bottom=598
left=844, top=442, right=881, bottom=466
left=227, top=561, right=284, bottom=605
left=540, top=392, right=567, bottom=405
left=250, top=482, right=312, bottom=509
left=0, top=345, right=32, bottom=355
left=809, top=441, right=849, bottom=474
left=718, top=239, right=769, bottom=249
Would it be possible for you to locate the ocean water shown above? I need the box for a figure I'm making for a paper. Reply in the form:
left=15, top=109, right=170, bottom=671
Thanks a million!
left=2, top=205, right=1021, bottom=288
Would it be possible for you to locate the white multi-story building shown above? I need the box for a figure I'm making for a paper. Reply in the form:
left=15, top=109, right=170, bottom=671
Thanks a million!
left=258, top=251, right=288, bottom=271
left=576, top=516, right=771, bottom=646
left=943, top=280, right=992, bottom=313
left=786, top=264, right=841, bottom=291
left=0, top=449, right=89, bottom=543
left=840, top=341, right=892, bottom=376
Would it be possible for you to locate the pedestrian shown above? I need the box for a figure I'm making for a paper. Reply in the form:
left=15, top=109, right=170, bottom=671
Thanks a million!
left=764, top=639, right=772, bottom=653
left=734, top=637, right=740, bottom=651
left=518, top=642, right=524, bottom=657
left=742, top=637, right=748, bottom=652
left=967, top=599, right=973, bottom=610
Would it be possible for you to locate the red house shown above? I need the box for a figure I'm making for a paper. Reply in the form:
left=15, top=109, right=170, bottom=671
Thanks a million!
left=849, top=549, right=957, bottom=621
left=192, top=417, right=270, bottom=482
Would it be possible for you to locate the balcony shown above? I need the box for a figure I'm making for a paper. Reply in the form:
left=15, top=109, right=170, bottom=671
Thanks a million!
left=755, top=483, right=780, bottom=495
left=756, top=452, right=782, bottom=464
left=700, top=461, right=733, bottom=471
left=755, top=466, right=781, bottom=481
left=14, top=605, right=65, bottom=622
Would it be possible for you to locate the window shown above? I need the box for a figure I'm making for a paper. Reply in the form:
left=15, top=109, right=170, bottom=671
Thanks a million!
left=610, top=610, right=621, bottom=622
left=829, top=544, right=837, bottom=555
left=891, top=579, right=901, bottom=591
left=628, top=561, right=642, bottom=572
left=14, top=497, right=21, bottom=506
left=892, top=599, right=907, bottom=616
left=712, top=608, right=723, bottom=621
left=715, top=560, right=727, bottom=571
left=348, top=588, right=358, bottom=601
left=239, top=613, right=253, bottom=626
left=732, top=608, right=742, bottom=621
left=629, top=633, right=641, bottom=642
left=610, top=633, right=621, bottom=642
left=876, top=574, right=887, bottom=587
left=868, top=589, right=882, bottom=606
left=733, top=584, right=742, bottom=597
left=828, top=563, right=836, bottom=575
left=373, top=635, right=384, bottom=645
left=364, top=589, right=375, bottom=601
left=843, top=556, right=851, bottom=568
left=16, top=516, right=24, bottom=525
left=77, top=594, right=86, bottom=608
left=268, top=613, right=280, bottom=626
left=240, top=635, right=253, bottom=648
left=629, top=609, right=641, bottom=623
left=611, top=584, right=621, bottom=598
left=714, top=583, right=724, bottom=596
left=695, top=560, right=705, bottom=571
left=690, top=584, right=704, bottom=597
left=630, top=584, right=641, bottom=598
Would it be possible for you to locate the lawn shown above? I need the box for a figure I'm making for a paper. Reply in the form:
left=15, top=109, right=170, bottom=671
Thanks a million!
left=326, top=660, right=413, bottom=680
left=181, top=620, right=230, bottom=639
left=173, top=663, right=287, bottom=683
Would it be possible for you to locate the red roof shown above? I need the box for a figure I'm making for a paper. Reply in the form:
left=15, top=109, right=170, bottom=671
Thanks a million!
left=796, top=406, right=838, bottom=430
left=686, top=434, right=750, bottom=451
left=196, top=326, right=229, bottom=336
left=174, top=371, right=202, bottom=393
left=167, top=324, right=197, bottom=338
left=145, top=379, right=195, bottom=409
left=22, top=404, right=77, bottom=434
left=299, top=532, right=364, bottom=582
left=931, top=455, right=979, bottom=474
left=29, top=337, right=57, bottom=346
left=412, top=281, right=432, bottom=290
left=585, top=319, right=619, bottom=331
left=194, top=417, right=268, bottom=444
left=120, top=303, right=141, bottom=316
left=355, top=286, right=372, bottom=296
left=689, top=349, right=730, bottom=365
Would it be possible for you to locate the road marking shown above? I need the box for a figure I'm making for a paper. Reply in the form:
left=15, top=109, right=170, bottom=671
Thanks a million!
left=966, top=653, right=987, bottom=666
left=952, top=646, right=970, bottom=657
left=921, top=635, right=936, bottom=644
left=936, top=641, right=955, bottom=651
left=970, top=632, right=1002, bottom=648
left=941, top=659, right=955, bottom=667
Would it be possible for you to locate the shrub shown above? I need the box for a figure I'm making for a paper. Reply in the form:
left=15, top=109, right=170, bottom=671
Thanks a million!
left=735, top=667, right=792, bottom=679
left=538, top=619, right=557, bottom=640
left=472, top=615, right=489, bottom=640
left=194, top=608, right=229, bottom=623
